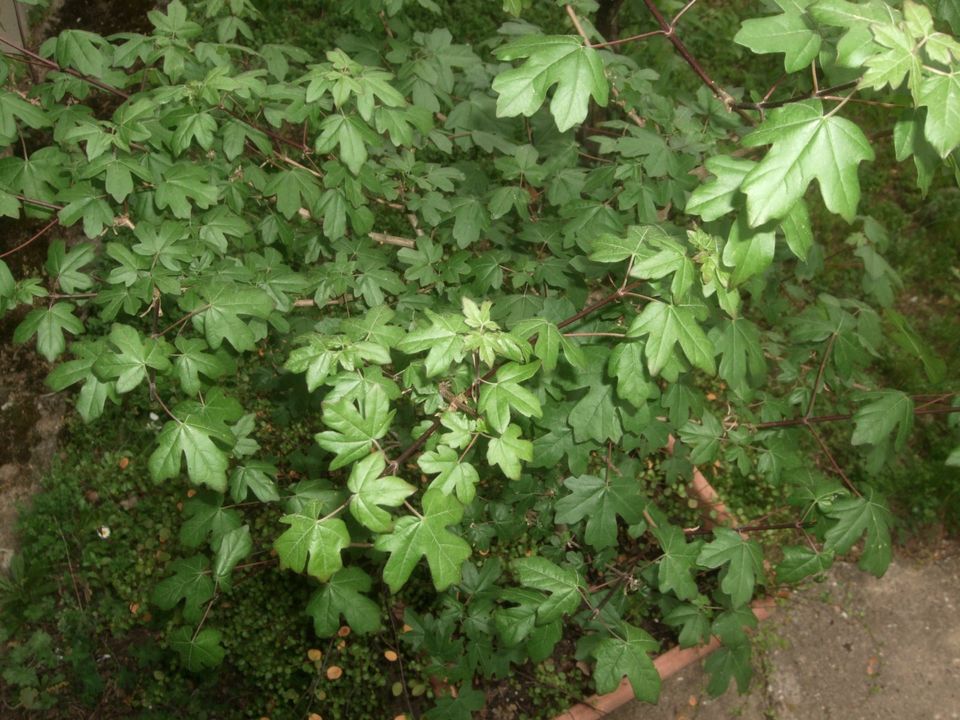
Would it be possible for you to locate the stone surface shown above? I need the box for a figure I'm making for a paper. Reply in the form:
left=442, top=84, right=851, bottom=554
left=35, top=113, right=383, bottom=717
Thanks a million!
left=609, top=542, right=960, bottom=720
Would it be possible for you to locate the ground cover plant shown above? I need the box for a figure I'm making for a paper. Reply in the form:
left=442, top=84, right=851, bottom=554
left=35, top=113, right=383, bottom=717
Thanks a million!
left=1, top=0, right=959, bottom=717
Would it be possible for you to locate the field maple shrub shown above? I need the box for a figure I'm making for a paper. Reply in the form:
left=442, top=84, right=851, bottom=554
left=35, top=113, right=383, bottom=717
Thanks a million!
left=1, top=0, right=959, bottom=710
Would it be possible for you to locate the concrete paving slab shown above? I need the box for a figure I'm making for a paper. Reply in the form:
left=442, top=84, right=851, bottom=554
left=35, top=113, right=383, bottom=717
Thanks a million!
left=608, top=541, right=960, bottom=720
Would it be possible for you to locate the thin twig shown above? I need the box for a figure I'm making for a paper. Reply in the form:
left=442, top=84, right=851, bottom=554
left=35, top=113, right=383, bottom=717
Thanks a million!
left=14, top=194, right=63, bottom=211
left=735, top=80, right=859, bottom=111
left=369, top=231, right=416, bottom=248
left=805, top=333, right=836, bottom=419
left=754, top=400, right=960, bottom=430
left=806, top=425, right=861, bottom=497
left=684, top=520, right=814, bottom=536
left=0, top=217, right=58, bottom=259
left=638, top=0, right=753, bottom=122
left=0, top=37, right=129, bottom=99
left=564, top=5, right=648, bottom=128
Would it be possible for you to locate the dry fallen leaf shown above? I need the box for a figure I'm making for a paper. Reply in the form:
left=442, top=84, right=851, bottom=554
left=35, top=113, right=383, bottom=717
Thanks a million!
left=866, top=655, right=880, bottom=676
left=118, top=456, right=130, bottom=470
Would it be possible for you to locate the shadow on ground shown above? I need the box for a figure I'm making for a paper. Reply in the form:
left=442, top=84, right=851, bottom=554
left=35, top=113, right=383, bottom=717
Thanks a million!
left=611, top=542, right=960, bottom=720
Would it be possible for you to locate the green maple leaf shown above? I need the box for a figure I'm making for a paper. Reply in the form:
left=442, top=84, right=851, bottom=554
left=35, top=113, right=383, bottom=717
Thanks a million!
left=275, top=500, right=351, bottom=581
left=478, top=361, right=542, bottom=434
left=56, top=185, right=114, bottom=238
left=512, top=317, right=585, bottom=372
left=189, top=282, right=274, bottom=352
left=306, top=566, right=382, bottom=637
left=652, top=523, right=703, bottom=601
left=734, top=1, right=822, bottom=72
left=285, top=334, right=390, bottom=392
left=264, top=168, right=322, bottom=219
left=851, top=390, right=914, bottom=450
left=424, top=686, right=486, bottom=720
left=45, top=341, right=118, bottom=422
left=131, top=221, right=192, bottom=271
left=775, top=545, right=835, bottom=583
left=704, top=642, right=752, bottom=696
left=492, top=35, right=609, bottom=132
left=170, top=111, right=217, bottom=154
left=627, top=301, right=715, bottom=376
left=314, top=114, right=377, bottom=175
left=740, top=100, right=874, bottom=225
left=375, top=489, right=471, bottom=592
left=46, top=240, right=95, bottom=294
left=151, top=555, right=214, bottom=622
left=213, top=525, right=252, bottom=589
left=697, top=528, right=765, bottom=608
left=94, top=324, right=172, bottom=394
left=723, top=217, right=776, bottom=286
left=589, top=224, right=673, bottom=263
left=663, top=603, right=712, bottom=648
left=512, top=556, right=583, bottom=623
left=173, top=337, right=235, bottom=396
left=347, top=452, right=416, bottom=532
left=417, top=445, right=480, bottom=504
left=315, top=384, right=394, bottom=470
left=198, top=206, right=251, bottom=251
left=554, top=474, right=646, bottom=549
left=608, top=343, right=654, bottom=408
left=168, top=627, right=225, bottom=672
left=680, top=412, right=725, bottom=464
left=54, top=29, right=108, bottom=77
left=148, top=389, right=243, bottom=491
left=0, top=90, right=49, bottom=144
left=917, top=73, right=960, bottom=158
left=823, top=486, right=893, bottom=576
left=13, top=302, right=84, bottom=361
left=686, top=155, right=755, bottom=221
left=229, top=461, right=280, bottom=503
left=568, top=381, right=622, bottom=444
left=781, top=199, right=814, bottom=259
left=861, top=24, right=922, bottom=91
left=593, top=625, right=661, bottom=703
left=713, top=318, right=766, bottom=395
left=179, top=491, right=242, bottom=548
left=155, top=163, right=218, bottom=218
left=396, top=310, right=468, bottom=377
left=486, top=423, right=533, bottom=480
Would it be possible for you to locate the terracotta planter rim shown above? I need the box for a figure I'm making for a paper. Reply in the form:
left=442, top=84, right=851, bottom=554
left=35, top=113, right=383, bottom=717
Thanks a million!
left=550, top=439, right=762, bottom=720
left=550, top=599, right=775, bottom=720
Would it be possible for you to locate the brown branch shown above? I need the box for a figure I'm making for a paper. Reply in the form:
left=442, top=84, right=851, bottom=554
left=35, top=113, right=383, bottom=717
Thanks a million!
left=369, top=232, right=416, bottom=248
left=638, top=0, right=753, bottom=123
left=564, top=4, right=648, bottom=128
left=806, top=424, right=860, bottom=497
left=734, top=80, right=859, bottom=111
left=805, top=333, right=836, bottom=419
left=14, top=194, right=63, bottom=211
left=685, top=519, right=814, bottom=536
left=754, top=399, right=960, bottom=430
left=0, top=38, right=130, bottom=99
left=0, top=217, right=58, bottom=259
